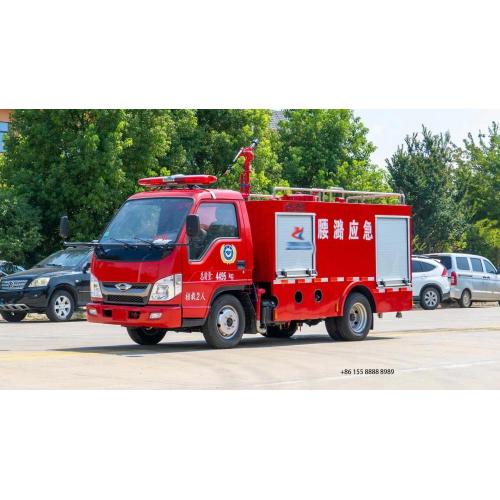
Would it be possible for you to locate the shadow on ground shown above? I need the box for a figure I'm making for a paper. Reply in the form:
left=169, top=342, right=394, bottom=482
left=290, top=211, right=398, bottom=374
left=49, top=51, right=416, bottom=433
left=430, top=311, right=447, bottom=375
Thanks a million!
left=53, top=334, right=395, bottom=357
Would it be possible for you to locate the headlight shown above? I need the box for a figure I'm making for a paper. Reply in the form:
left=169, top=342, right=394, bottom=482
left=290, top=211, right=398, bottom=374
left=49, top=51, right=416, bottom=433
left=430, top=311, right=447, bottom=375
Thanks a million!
left=29, top=277, right=50, bottom=288
left=149, top=274, right=182, bottom=303
left=90, top=273, right=103, bottom=299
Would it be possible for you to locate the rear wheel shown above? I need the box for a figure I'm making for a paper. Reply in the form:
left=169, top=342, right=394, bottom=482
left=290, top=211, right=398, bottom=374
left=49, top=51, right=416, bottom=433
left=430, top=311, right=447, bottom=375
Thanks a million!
left=1, top=311, right=27, bottom=322
left=202, top=294, right=245, bottom=349
left=127, top=327, right=167, bottom=345
left=420, top=286, right=440, bottom=310
left=263, top=322, right=297, bottom=338
left=336, top=292, right=372, bottom=341
left=459, top=289, right=472, bottom=308
left=325, top=317, right=344, bottom=340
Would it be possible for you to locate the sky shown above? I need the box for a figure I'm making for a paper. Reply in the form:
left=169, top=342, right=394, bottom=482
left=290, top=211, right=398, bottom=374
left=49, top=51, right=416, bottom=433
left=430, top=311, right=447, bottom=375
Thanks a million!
left=355, top=110, right=500, bottom=168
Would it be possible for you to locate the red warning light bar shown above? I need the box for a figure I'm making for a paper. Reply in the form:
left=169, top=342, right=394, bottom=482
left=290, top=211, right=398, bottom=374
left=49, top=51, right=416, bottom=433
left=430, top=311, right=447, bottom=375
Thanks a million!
left=138, top=174, right=218, bottom=187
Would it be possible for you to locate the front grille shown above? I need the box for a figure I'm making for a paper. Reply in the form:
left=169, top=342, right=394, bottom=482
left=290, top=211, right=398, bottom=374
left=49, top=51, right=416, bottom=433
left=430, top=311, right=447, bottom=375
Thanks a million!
left=104, top=295, right=147, bottom=305
left=102, top=282, right=148, bottom=290
left=1, top=280, right=28, bottom=290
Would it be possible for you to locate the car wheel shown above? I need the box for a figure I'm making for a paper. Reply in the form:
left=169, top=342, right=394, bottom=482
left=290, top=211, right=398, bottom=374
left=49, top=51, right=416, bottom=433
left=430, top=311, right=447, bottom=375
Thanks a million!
left=0, top=311, right=27, bottom=322
left=127, top=327, right=167, bottom=345
left=202, top=294, right=245, bottom=349
left=420, top=286, right=440, bottom=310
left=46, top=290, right=75, bottom=322
left=325, top=317, right=344, bottom=340
left=262, top=322, right=297, bottom=338
left=336, top=292, right=372, bottom=341
left=459, top=289, right=472, bottom=308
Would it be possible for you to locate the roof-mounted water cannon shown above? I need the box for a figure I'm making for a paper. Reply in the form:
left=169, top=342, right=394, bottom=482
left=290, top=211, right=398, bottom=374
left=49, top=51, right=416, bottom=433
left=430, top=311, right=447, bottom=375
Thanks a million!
left=224, top=139, right=259, bottom=200
left=138, top=174, right=218, bottom=189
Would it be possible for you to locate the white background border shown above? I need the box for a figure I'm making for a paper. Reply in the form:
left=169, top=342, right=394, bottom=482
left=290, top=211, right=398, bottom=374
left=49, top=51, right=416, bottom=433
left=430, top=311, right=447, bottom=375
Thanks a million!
left=1, top=1, right=500, bottom=498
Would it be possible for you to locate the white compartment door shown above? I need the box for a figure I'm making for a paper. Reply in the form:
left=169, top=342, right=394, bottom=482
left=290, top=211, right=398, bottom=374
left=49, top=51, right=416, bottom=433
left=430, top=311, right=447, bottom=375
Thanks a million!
left=376, top=216, right=410, bottom=286
left=275, top=213, right=316, bottom=277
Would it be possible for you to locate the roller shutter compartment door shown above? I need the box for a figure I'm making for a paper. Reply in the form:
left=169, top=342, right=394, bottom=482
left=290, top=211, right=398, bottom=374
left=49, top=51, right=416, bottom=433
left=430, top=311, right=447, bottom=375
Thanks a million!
left=375, top=217, right=410, bottom=286
left=275, top=213, right=316, bottom=278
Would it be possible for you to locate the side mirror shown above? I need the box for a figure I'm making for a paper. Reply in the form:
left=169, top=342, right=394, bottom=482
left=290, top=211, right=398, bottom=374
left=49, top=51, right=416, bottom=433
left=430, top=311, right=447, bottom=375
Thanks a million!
left=59, top=216, right=70, bottom=240
left=82, top=262, right=91, bottom=273
left=186, top=214, right=201, bottom=238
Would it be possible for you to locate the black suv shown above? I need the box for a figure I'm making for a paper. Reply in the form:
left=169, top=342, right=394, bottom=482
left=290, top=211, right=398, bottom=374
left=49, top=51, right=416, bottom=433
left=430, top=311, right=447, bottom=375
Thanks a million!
left=0, top=247, right=92, bottom=322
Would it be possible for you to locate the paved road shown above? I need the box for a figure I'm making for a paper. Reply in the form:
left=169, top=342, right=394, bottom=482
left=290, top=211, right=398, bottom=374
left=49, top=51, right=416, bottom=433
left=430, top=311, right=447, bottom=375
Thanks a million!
left=0, top=305, right=499, bottom=389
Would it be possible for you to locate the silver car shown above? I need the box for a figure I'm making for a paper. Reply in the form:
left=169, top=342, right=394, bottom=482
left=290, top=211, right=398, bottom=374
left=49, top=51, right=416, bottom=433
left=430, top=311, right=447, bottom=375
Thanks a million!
left=425, top=253, right=500, bottom=307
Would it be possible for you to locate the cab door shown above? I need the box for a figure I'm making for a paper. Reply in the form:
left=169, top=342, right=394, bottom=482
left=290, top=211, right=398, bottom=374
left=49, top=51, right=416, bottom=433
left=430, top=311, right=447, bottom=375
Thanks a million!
left=182, top=201, right=251, bottom=319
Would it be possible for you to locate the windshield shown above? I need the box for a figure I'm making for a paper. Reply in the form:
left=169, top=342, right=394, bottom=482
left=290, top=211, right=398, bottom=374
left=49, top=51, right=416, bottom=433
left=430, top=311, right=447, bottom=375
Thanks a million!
left=101, top=197, right=193, bottom=244
left=36, top=248, right=90, bottom=268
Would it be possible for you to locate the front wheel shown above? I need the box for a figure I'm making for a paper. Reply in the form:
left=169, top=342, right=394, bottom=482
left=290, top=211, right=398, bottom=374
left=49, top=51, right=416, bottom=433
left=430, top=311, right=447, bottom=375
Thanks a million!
left=1, top=311, right=27, bottom=322
left=127, top=327, right=167, bottom=345
left=46, top=290, right=75, bottom=322
left=336, top=292, right=372, bottom=341
left=202, top=294, right=245, bottom=349
left=420, top=286, right=440, bottom=310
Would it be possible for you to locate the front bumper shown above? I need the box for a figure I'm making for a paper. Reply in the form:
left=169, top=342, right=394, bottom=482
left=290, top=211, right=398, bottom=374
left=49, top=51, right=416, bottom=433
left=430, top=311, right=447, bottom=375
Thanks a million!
left=449, top=287, right=462, bottom=300
left=442, top=291, right=450, bottom=301
left=0, top=288, right=49, bottom=312
left=86, top=302, right=182, bottom=328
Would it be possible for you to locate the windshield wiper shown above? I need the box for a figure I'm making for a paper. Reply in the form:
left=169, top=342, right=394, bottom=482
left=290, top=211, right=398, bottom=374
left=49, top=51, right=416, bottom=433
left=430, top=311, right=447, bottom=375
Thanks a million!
left=109, top=237, right=136, bottom=249
left=132, top=236, right=165, bottom=248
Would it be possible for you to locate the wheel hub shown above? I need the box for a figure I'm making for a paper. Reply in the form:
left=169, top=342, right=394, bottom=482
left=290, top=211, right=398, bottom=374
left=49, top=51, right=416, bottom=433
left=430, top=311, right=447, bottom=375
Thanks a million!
left=349, top=302, right=367, bottom=334
left=217, top=306, right=239, bottom=338
left=54, top=296, right=71, bottom=319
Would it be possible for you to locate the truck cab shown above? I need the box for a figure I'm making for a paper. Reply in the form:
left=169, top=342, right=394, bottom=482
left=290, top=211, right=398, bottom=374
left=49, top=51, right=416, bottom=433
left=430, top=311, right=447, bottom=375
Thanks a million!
left=87, top=180, right=255, bottom=346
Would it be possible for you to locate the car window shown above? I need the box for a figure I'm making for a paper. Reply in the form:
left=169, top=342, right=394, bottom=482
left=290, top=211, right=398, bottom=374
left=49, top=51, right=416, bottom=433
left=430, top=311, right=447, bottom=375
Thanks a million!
left=189, top=203, right=239, bottom=260
left=36, top=248, right=90, bottom=268
left=428, top=255, right=452, bottom=269
left=420, top=261, right=436, bottom=272
left=456, top=257, right=470, bottom=271
left=470, top=258, right=484, bottom=273
left=483, top=260, right=496, bottom=274
left=411, top=260, right=422, bottom=273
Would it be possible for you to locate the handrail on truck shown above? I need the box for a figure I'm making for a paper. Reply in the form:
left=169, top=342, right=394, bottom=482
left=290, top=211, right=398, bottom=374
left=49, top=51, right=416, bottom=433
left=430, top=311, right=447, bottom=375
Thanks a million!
left=270, top=186, right=405, bottom=204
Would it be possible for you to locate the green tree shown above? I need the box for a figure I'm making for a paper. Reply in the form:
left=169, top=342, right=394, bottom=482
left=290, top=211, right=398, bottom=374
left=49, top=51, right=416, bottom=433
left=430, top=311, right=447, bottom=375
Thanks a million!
left=456, top=123, right=500, bottom=264
left=162, top=109, right=284, bottom=193
left=2, top=110, right=129, bottom=258
left=386, top=126, right=467, bottom=253
left=0, top=186, right=42, bottom=265
left=276, top=109, right=387, bottom=191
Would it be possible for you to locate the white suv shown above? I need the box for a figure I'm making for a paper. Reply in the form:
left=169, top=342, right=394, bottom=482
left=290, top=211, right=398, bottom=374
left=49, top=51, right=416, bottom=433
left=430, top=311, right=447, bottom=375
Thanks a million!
left=412, top=256, right=451, bottom=310
left=425, top=253, right=500, bottom=307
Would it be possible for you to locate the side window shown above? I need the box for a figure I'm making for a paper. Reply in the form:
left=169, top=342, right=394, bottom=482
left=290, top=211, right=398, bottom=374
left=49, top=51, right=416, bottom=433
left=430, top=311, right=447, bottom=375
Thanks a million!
left=420, top=261, right=435, bottom=272
left=189, top=203, right=239, bottom=260
left=483, top=260, right=497, bottom=274
left=412, top=260, right=422, bottom=273
left=456, top=257, right=470, bottom=271
left=470, top=258, right=484, bottom=273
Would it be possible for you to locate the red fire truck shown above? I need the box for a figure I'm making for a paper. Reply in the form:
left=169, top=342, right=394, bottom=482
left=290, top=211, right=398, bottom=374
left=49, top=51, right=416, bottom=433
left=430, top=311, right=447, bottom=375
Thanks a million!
left=79, top=141, right=412, bottom=348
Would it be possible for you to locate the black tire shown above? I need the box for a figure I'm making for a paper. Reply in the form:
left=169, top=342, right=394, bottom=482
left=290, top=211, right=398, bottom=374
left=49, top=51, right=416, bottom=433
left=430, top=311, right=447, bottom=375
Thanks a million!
left=263, top=322, right=297, bottom=338
left=127, top=327, right=167, bottom=345
left=420, top=286, right=440, bottom=310
left=336, top=292, right=372, bottom=341
left=1, top=311, right=27, bottom=322
left=202, top=294, right=245, bottom=349
left=458, top=289, right=472, bottom=308
left=46, top=290, right=75, bottom=322
left=325, top=317, right=344, bottom=340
